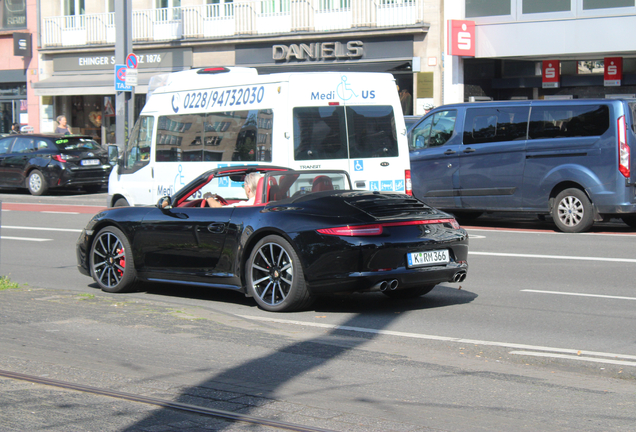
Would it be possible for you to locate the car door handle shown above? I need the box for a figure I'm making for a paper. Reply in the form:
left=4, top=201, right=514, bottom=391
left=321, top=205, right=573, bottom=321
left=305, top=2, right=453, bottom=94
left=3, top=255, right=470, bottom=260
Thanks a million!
left=444, top=149, right=456, bottom=155
left=463, top=148, right=476, bottom=153
left=207, top=223, right=226, bottom=233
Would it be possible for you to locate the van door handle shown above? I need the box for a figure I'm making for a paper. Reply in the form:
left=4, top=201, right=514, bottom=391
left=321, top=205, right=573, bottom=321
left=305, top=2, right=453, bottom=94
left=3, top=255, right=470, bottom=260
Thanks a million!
left=207, top=223, right=226, bottom=233
left=463, top=148, right=476, bottom=153
left=444, top=149, right=456, bottom=155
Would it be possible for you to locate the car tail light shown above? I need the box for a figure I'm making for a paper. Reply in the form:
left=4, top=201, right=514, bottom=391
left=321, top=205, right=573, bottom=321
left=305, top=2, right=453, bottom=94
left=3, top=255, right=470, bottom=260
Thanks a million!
left=328, top=102, right=340, bottom=106
left=52, top=154, right=67, bottom=162
left=618, top=115, right=630, bottom=178
left=405, top=169, right=412, bottom=195
left=317, top=218, right=460, bottom=236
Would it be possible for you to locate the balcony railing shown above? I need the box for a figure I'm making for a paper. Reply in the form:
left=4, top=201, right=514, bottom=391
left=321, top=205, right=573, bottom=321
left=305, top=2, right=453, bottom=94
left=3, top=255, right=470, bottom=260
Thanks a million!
left=41, top=0, right=424, bottom=48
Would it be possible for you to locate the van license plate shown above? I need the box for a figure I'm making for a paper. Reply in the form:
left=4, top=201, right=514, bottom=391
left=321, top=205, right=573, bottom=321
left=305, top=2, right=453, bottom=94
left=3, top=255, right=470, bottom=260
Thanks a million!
left=81, top=159, right=100, bottom=166
left=407, top=249, right=449, bottom=268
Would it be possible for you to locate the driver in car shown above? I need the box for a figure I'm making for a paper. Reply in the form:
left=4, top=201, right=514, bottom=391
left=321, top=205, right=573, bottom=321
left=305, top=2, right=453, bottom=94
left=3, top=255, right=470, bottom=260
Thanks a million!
left=205, top=172, right=263, bottom=207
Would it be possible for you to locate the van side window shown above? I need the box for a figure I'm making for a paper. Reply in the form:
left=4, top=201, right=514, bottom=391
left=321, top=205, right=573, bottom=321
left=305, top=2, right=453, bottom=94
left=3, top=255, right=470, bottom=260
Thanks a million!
left=123, top=116, right=155, bottom=173
left=156, top=110, right=273, bottom=163
left=463, top=107, right=529, bottom=145
left=410, top=110, right=457, bottom=151
left=528, top=105, right=609, bottom=139
left=293, top=105, right=398, bottom=160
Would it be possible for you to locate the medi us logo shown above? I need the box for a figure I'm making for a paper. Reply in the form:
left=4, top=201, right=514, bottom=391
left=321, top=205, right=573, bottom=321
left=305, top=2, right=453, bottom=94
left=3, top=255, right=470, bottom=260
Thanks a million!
left=171, top=94, right=180, bottom=113
left=310, top=75, right=376, bottom=102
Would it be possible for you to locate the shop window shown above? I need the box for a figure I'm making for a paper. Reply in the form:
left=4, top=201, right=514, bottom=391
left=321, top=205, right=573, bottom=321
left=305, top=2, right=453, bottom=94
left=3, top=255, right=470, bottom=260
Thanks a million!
left=583, top=0, right=633, bottom=10
left=465, top=0, right=511, bottom=17
left=522, top=0, right=570, bottom=14
left=463, top=107, right=529, bottom=144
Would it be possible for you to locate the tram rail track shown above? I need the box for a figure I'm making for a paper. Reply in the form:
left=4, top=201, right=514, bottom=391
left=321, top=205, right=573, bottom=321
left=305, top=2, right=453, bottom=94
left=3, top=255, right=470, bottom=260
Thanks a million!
left=0, top=369, right=337, bottom=432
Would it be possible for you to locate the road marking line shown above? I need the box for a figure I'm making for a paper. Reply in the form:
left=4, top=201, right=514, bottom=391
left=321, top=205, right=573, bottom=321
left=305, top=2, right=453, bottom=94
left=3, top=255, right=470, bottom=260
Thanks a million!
left=0, top=236, right=51, bottom=242
left=466, top=228, right=636, bottom=237
left=509, top=351, right=636, bottom=367
left=237, top=315, right=636, bottom=364
left=522, top=289, right=636, bottom=301
left=470, top=251, right=636, bottom=263
left=1, top=225, right=82, bottom=233
left=42, top=211, right=80, bottom=215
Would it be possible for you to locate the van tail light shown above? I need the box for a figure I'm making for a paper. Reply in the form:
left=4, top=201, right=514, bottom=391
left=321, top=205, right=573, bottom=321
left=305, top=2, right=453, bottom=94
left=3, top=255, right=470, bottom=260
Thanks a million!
left=317, top=218, right=460, bottom=236
left=618, top=115, right=630, bottom=178
left=405, top=169, right=412, bottom=195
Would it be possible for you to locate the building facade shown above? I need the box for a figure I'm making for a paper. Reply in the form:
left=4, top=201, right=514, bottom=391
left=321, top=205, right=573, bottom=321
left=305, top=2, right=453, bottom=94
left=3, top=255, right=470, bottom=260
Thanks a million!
left=0, top=0, right=39, bottom=134
left=444, top=0, right=636, bottom=103
left=34, top=0, right=445, bottom=145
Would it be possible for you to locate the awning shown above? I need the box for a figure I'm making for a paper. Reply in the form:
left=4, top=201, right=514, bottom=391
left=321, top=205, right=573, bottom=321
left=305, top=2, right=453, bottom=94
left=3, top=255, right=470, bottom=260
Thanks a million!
left=32, top=71, right=166, bottom=96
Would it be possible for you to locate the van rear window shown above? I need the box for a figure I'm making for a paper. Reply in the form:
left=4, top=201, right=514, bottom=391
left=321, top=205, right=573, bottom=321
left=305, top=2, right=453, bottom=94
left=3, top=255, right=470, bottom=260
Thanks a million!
left=528, top=105, right=609, bottom=139
left=155, top=110, right=273, bottom=162
left=293, top=106, right=398, bottom=160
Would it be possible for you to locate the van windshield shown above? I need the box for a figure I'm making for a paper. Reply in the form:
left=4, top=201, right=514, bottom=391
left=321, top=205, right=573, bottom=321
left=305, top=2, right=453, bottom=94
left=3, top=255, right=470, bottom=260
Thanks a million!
left=293, top=106, right=398, bottom=160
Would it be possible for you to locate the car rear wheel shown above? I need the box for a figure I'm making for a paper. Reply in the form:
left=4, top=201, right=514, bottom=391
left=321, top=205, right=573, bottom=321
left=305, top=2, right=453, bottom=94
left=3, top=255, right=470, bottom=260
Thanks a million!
left=246, top=235, right=313, bottom=312
left=552, top=188, right=594, bottom=233
left=90, top=226, right=137, bottom=293
left=27, top=170, right=48, bottom=196
left=382, top=284, right=436, bottom=299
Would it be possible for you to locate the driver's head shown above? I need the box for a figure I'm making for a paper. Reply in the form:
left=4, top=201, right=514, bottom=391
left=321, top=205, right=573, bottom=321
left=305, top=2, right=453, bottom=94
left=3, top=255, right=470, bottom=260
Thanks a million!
left=244, top=172, right=264, bottom=198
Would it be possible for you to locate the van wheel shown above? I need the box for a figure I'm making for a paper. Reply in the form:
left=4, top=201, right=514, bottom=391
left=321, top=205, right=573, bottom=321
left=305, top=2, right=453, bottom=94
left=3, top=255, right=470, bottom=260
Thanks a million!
left=113, top=198, right=129, bottom=207
left=552, top=188, right=594, bottom=233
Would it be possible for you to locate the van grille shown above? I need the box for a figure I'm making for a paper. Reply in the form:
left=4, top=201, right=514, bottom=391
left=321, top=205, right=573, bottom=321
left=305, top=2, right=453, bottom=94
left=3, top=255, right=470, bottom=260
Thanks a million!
left=346, top=193, right=436, bottom=219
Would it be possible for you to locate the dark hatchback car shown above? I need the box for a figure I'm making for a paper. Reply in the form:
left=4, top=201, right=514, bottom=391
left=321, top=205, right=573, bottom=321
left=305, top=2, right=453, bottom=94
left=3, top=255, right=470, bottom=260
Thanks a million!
left=0, top=134, right=112, bottom=195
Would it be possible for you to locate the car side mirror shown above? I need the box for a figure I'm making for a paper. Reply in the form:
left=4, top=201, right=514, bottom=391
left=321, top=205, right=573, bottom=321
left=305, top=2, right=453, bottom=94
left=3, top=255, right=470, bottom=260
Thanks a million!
left=157, top=196, right=172, bottom=210
left=108, top=145, right=119, bottom=166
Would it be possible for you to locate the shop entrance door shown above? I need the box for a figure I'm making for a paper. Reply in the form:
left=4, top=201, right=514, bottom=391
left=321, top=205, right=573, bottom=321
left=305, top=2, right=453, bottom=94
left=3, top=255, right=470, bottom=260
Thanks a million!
left=0, top=102, right=14, bottom=134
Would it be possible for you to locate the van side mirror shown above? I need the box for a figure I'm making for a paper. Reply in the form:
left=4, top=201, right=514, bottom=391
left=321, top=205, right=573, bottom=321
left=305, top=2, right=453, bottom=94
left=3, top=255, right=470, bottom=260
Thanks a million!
left=108, top=145, right=119, bottom=166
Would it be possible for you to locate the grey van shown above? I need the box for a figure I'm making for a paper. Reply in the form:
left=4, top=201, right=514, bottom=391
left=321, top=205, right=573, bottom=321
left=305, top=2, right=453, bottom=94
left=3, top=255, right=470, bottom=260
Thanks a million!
left=408, top=99, right=636, bottom=232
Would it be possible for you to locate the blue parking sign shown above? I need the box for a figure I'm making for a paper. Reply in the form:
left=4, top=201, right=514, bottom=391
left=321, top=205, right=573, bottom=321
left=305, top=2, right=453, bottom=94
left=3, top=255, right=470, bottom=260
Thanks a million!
left=115, top=65, right=132, bottom=92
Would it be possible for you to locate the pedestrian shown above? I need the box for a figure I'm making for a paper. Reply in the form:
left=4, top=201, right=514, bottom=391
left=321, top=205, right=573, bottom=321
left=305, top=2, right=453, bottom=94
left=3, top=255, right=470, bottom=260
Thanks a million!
left=400, top=88, right=413, bottom=115
left=10, top=123, right=20, bottom=134
left=55, top=115, right=71, bottom=135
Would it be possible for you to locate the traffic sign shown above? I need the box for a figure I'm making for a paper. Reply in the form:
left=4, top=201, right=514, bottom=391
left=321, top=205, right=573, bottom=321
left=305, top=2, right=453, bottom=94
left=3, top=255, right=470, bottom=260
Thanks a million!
left=125, top=68, right=138, bottom=86
left=115, top=64, right=132, bottom=92
left=126, top=53, right=138, bottom=69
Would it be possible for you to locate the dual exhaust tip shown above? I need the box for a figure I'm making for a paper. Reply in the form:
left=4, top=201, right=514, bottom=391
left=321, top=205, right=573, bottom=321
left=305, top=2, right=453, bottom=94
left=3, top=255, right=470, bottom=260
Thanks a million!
left=453, top=271, right=467, bottom=283
left=372, top=279, right=399, bottom=292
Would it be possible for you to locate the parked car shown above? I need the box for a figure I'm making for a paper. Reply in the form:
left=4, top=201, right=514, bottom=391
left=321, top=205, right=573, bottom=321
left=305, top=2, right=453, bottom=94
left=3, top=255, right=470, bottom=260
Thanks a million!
left=408, top=99, right=636, bottom=232
left=76, top=165, right=469, bottom=312
left=0, top=134, right=112, bottom=195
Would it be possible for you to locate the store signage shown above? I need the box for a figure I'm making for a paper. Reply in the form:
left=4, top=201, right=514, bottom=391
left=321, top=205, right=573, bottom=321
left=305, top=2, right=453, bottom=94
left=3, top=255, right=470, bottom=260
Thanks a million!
left=542, top=60, right=560, bottom=88
left=54, top=48, right=192, bottom=72
left=272, top=41, right=364, bottom=62
left=13, top=33, right=31, bottom=57
left=447, top=20, right=475, bottom=57
left=604, top=57, right=622, bottom=87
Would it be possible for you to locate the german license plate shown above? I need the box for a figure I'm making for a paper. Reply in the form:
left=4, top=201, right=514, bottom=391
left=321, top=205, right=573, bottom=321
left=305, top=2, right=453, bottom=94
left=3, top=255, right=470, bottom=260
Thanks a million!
left=407, top=249, right=450, bottom=268
left=81, top=159, right=100, bottom=166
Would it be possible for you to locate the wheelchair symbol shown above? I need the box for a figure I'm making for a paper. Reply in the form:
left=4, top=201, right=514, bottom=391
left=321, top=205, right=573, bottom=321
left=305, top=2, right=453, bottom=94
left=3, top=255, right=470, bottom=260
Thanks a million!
left=369, top=181, right=379, bottom=191
left=336, top=76, right=358, bottom=101
left=354, top=160, right=363, bottom=171
left=173, top=165, right=185, bottom=191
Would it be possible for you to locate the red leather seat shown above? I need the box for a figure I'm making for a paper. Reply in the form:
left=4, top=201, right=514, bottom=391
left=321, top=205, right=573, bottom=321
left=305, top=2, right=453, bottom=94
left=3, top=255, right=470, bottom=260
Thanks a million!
left=312, top=175, right=333, bottom=192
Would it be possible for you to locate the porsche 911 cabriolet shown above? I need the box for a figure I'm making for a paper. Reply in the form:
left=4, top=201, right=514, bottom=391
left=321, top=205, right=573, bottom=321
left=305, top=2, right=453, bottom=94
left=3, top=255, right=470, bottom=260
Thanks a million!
left=76, top=166, right=469, bottom=312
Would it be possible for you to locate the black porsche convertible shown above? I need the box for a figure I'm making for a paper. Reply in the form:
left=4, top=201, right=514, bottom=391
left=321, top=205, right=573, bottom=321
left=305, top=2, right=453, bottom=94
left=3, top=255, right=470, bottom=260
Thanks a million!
left=76, top=166, right=469, bottom=312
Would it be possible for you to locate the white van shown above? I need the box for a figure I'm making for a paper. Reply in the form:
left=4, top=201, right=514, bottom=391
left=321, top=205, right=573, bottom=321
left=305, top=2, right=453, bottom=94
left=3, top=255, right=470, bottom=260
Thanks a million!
left=108, top=67, right=411, bottom=207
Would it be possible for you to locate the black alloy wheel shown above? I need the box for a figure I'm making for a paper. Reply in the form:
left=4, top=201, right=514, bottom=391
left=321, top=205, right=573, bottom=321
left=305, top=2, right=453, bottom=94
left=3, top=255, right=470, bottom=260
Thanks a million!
left=90, top=226, right=137, bottom=293
left=246, top=235, right=312, bottom=312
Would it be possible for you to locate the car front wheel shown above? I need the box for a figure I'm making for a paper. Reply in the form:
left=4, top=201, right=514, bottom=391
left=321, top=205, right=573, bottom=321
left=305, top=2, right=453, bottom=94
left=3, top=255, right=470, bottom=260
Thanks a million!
left=552, top=188, right=594, bottom=233
left=27, top=170, right=48, bottom=196
left=90, top=226, right=137, bottom=293
left=246, top=235, right=313, bottom=312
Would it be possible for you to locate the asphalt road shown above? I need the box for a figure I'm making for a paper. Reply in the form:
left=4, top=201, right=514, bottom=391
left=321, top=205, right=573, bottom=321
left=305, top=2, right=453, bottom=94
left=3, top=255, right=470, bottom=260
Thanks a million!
left=1, top=189, right=635, bottom=431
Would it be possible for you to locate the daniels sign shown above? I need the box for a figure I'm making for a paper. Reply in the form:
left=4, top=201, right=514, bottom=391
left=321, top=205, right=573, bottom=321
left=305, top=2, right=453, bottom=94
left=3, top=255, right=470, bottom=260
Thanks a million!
left=273, top=41, right=364, bottom=63
left=447, top=20, right=475, bottom=57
